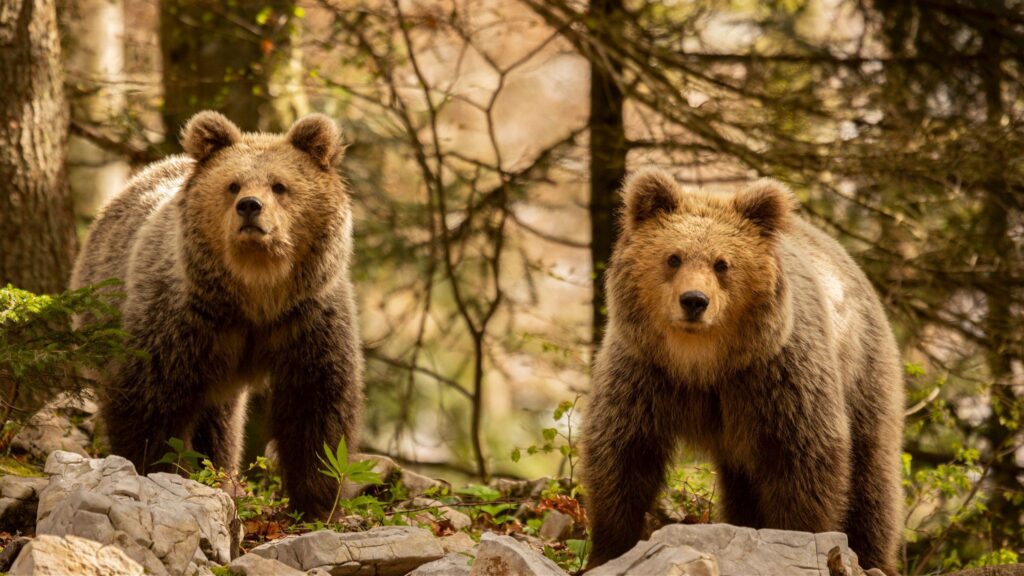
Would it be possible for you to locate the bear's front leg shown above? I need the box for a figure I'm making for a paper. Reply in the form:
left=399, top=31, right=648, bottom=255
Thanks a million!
left=102, top=315, right=218, bottom=474
left=582, top=348, right=677, bottom=569
left=268, top=298, right=364, bottom=519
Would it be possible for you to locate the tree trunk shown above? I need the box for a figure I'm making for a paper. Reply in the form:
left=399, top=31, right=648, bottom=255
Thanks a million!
left=60, top=0, right=131, bottom=228
left=979, top=26, right=1023, bottom=550
left=588, top=0, right=627, bottom=346
left=0, top=0, right=77, bottom=294
left=159, top=0, right=307, bottom=139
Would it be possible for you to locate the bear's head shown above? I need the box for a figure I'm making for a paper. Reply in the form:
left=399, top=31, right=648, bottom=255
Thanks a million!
left=180, top=111, right=348, bottom=290
left=611, top=169, right=795, bottom=369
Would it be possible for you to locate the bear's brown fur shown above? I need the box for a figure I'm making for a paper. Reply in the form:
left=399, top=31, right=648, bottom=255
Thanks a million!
left=582, top=169, right=904, bottom=574
left=71, top=111, right=363, bottom=517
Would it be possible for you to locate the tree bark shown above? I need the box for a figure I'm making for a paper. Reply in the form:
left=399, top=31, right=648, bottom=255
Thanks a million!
left=60, top=0, right=131, bottom=228
left=0, top=0, right=77, bottom=294
left=588, top=0, right=627, bottom=346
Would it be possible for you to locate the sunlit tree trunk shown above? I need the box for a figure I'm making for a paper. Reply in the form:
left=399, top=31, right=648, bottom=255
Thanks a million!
left=0, top=0, right=77, bottom=294
left=588, top=0, right=627, bottom=346
left=979, top=27, right=1023, bottom=550
left=60, top=0, right=131, bottom=228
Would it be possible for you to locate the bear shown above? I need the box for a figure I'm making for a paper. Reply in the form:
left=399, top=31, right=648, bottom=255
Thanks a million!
left=581, top=169, right=904, bottom=574
left=70, top=111, right=364, bottom=517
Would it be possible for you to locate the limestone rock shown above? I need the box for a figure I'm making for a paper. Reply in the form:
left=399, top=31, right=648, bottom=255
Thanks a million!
left=622, top=524, right=860, bottom=576
left=470, top=532, right=567, bottom=576
left=408, top=552, right=474, bottom=576
left=228, top=552, right=304, bottom=576
left=440, top=531, right=477, bottom=555
left=402, top=496, right=472, bottom=531
left=0, top=475, right=48, bottom=532
left=538, top=510, right=573, bottom=541
left=10, top=396, right=98, bottom=461
left=344, top=454, right=448, bottom=498
left=35, top=451, right=238, bottom=576
left=588, top=542, right=718, bottom=576
left=248, top=526, right=445, bottom=575
left=8, top=534, right=144, bottom=576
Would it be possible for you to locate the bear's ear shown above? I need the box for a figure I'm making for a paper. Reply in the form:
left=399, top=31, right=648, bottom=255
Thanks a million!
left=181, top=111, right=242, bottom=161
left=733, top=178, right=795, bottom=237
left=287, top=114, right=344, bottom=169
left=622, top=169, right=680, bottom=228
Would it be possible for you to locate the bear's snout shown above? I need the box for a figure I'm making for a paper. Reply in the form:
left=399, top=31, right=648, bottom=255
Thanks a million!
left=236, top=196, right=263, bottom=221
left=679, top=290, right=709, bottom=320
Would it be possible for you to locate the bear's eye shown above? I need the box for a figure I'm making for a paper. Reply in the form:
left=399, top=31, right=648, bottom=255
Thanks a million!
left=228, top=182, right=241, bottom=195
left=272, top=182, right=287, bottom=195
left=667, top=254, right=682, bottom=269
left=714, top=259, right=729, bottom=273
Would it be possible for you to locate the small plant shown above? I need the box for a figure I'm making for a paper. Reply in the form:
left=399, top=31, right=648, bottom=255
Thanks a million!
left=456, top=484, right=518, bottom=526
left=543, top=538, right=590, bottom=573
left=317, top=437, right=382, bottom=523
left=0, top=280, right=131, bottom=434
left=511, top=397, right=581, bottom=489
left=664, top=463, right=717, bottom=523
left=152, top=437, right=208, bottom=474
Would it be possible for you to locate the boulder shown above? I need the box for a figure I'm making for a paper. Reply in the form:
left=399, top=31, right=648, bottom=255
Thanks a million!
left=35, top=451, right=239, bottom=576
left=228, top=552, right=305, bottom=576
left=248, top=526, right=445, bottom=575
left=10, top=396, right=98, bottom=461
left=606, top=524, right=861, bottom=576
left=402, top=496, right=472, bottom=531
left=538, top=510, right=573, bottom=541
left=409, top=552, right=474, bottom=576
left=588, top=542, right=718, bottom=576
left=0, top=475, right=48, bottom=532
left=8, top=534, right=144, bottom=576
left=470, top=532, right=566, bottom=576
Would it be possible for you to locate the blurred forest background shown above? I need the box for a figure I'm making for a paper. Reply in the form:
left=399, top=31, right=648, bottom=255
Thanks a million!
left=0, top=0, right=1022, bottom=573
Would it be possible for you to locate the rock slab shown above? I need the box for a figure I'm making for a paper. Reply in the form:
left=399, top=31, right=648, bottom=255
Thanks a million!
left=248, top=526, right=445, bottom=575
left=470, top=532, right=566, bottom=576
left=620, top=524, right=861, bottom=576
left=0, top=475, right=48, bottom=532
left=8, top=534, right=144, bottom=576
left=589, top=542, right=718, bottom=576
left=35, top=451, right=239, bottom=576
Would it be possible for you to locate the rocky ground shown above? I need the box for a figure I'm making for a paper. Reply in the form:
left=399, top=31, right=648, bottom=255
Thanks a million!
left=0, top=399, right=881, bottom=576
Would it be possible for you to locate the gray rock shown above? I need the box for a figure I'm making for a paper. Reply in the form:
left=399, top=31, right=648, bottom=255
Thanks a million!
left=0, top=536, right=32, bottom=572
left=10, top=396, right=98, bottom=461
left=228, top=552, right=305, bottom=576
left=489, top=477, right=570, bottom=500
left=632, top=524, right=860, bottom=576
left=408, top=552, right=474, bottom=575
left=470, top=532, right=567, bottom=576
left=35, top=451, right=238, bottom=576
left=0, top=475, right=48, bottom=532
left=402, top=497, right=472, bottom=531
left=539, top=510, right=573, bottom=541
left=588, top=542, right=718, bottom=576
left=248, top=526, right=445, bottom=575
left=8, top=534, right=144, bottom=576
left=440, top=531, right=477, bottom=555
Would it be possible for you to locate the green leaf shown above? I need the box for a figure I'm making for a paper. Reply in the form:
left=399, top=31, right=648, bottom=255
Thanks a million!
left=542, top=428, right=557, bottom=443
left=511, top=447, right=521, bottom=462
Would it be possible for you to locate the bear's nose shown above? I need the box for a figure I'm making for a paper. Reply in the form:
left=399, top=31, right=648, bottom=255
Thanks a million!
left=236, top=196, right=263, bottom=219
left=679, top=291, right=709, bottom=320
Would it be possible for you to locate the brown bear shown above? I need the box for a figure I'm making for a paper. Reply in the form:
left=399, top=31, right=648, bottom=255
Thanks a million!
left=582, top=169, right=904, bottom=574
left=70, top=111, right=363, bottom=518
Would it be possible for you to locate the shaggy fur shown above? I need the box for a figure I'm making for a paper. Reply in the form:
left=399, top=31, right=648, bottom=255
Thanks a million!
left=582, top=169, right=904, bottom=574
left=71, top=111, right=364, bottom=517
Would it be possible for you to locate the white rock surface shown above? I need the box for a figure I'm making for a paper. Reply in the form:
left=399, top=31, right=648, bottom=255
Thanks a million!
left=10, top=396, right=97, bottom=461
left=589, top=542, right=719, bottom=576
left=470, top=532, right=567, bottom=576
left=613, top=524, right=861, bottom=576
left=248, top=526, right=445, bottom=575
left=408, top=552, right=474, bottom=575
left=228, top=552, right=305, bottom=576
left=8, top=534, right=144, bottom=576
left=35, top=451, right=239, bottom=576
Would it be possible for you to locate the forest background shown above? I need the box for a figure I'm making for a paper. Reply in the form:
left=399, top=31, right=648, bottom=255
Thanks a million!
left=0, top=0, right=1022, bottom=573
